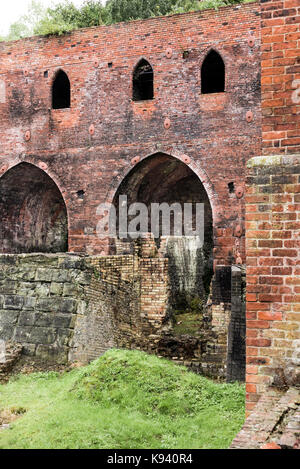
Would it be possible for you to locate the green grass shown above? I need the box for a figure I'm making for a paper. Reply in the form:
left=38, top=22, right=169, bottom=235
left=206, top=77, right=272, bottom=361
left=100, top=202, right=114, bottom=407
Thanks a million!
left=173, top=312, right=204, bottom=336
left=0, top=349, right=245, bottom=449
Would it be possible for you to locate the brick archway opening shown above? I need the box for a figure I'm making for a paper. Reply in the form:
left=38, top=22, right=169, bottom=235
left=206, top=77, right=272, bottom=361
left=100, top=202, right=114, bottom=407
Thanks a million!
left=112, top=152, right=213, bottom=309
left=0, top=163, right=68, bottom=253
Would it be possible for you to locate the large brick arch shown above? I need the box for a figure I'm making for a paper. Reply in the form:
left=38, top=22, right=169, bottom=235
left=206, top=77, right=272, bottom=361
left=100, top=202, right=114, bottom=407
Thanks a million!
left=0, top=162, right=68, bottom=253
left=108, top=152, right=214, bottom=256
left=106, top=151, right=218, bottom=219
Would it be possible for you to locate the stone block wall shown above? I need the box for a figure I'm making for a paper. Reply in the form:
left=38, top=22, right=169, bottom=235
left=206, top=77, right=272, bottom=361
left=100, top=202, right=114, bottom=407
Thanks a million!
left=0, top=239, right=171, bottom=366
left=0, top=254, right=92, bottom=363
left=0, top=234, right=245, bottom=379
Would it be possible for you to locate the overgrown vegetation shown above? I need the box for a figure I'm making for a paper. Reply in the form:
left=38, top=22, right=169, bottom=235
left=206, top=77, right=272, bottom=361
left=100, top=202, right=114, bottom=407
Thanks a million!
left=173, top=311, right=203, bottom=335
left=172, top=296, right=204, bottom=335
left=0, top=0, right=255, bottom=41
left=0, top=349, right=245, bottom=449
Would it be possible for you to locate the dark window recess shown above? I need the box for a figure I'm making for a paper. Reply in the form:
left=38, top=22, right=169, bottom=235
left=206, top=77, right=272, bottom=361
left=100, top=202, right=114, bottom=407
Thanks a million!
left=52, top=70, right=71, bottom=109
left=77, top=190, right=85, bottom=199
left=201, top=50, right=225, bottom=94
left=108, top=62, right=113, bottom=68
left=44, top=71, right=48, bottom=78
left=133, top=59, right=154, bottom=102
left=228, top=182, right=235, bottom=194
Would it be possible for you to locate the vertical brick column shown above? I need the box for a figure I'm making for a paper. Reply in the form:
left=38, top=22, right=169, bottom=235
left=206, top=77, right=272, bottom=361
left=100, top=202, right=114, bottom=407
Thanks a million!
left=244, top=0, right=300, bottom=414
left=137, top=234, right=170, bottom=323
left=261, top=0, right=300, bottom=155
left=245, top=155, right=300, bottom=412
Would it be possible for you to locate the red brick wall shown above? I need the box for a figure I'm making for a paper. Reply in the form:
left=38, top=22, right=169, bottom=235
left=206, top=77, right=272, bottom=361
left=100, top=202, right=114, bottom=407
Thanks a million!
left=0, top=4, right=261, bottom=264
left=261, top=0, right=300, bottom=154
left=245, top=0, right=300, bottom=413
left=245, top=155, right=300, bottom=413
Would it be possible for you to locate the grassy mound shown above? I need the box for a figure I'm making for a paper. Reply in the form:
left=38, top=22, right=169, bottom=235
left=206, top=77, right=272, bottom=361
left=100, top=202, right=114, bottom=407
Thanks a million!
left=0, top=349, right=245, bottom=449
left=73, top=349, right=244, bottom=416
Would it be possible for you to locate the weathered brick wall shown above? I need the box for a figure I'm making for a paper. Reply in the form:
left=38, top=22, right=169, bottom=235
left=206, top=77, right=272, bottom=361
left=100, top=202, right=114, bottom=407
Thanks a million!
left=209, top=266, right=232, bottom=373
left=243, top=0, right=300, bottom=414
left=261, top=0, right=300, bottom=155
left=0, top=3, right=261, bottom=265
left=71, top=241, right=172, bottom=363
left=245, top=155, right=300, bottom=412
left=67, top=236, right=234, bottom=379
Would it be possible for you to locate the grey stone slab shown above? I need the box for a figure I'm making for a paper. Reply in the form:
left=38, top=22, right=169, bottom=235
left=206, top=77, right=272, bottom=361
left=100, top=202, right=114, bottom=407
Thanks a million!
left=3, top=295, right=24, bottom=310
left=0, top=310, right=19, bottom=325
left=35, top=344, right=68, bottom=364
left=63, top=283, right=79, bottom=297
left=15, top=326, right=56, bottom=345
left=18, top=312, right=36, bottom=327
left=51, top=269, right=74, bottom=283
left=35, top=268, right=53, bottom=282
left=0, top=280, right=17, bottom=294
left=58, top=257, right=85, bottom=270
left=36, top=297, right=77, bottom=314
left=53, top=314, right=73, bottom=329
left=0, top=324, right=15, bottom=340
left=23, top=296, right=36, bottom=310
left=50, top=283, right=64, bottom=295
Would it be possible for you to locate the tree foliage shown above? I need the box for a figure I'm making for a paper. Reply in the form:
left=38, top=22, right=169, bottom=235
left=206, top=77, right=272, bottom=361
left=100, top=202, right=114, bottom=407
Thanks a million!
left=105, top=0, right=179, bottom=23
left=1, top=0, right=251, bottom=41
left=34, top=1, right=107, bottom=36
left=170, top=0, right=248, bottom=14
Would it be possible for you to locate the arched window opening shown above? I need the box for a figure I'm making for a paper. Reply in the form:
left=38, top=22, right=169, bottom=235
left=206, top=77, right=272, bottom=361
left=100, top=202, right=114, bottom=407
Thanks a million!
left=201, top=50, right=225, bottom=94
left=52, top=70, right=71, bottom=109
left=133, top=59, right=154, bottom=101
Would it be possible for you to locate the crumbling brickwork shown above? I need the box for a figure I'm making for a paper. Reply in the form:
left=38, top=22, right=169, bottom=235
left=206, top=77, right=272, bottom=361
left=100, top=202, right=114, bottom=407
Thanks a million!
left=231, top=386, right=300, bottom=449
left=71, top=238, right=172, bottom=363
